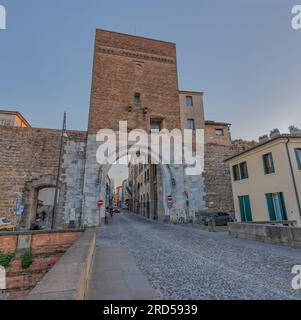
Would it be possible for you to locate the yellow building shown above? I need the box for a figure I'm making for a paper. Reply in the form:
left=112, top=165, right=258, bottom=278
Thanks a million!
left=226, top=135, right=301, bottom=226
left=0, top=110, right=31, bottom=127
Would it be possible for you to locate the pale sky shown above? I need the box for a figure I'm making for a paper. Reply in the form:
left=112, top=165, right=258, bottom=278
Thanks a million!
left=0, top=0, right=300, bottom=143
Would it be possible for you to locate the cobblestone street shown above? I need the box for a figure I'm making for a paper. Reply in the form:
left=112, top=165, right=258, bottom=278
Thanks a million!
left=94, top=211, right=301, bottom=300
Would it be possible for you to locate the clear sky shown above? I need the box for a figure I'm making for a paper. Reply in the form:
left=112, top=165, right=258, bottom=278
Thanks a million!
left=0, top=0, right=300, bottom=142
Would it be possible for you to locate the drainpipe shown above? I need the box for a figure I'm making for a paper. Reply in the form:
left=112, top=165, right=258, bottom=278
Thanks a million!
left=285, top=138, right=301, bottom=219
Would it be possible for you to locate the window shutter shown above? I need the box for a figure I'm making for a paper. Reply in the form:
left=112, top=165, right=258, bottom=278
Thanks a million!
left=263, top=155, right=268, bottom=174
left=279, top=192, right=288, bottom=221
left=265, top=193, right=276, bottom=221
left=244, top=196, right=252, bottom=222
left=270, top=154, right=275, bottom=173
left=238, top=196, right=246, bottom=222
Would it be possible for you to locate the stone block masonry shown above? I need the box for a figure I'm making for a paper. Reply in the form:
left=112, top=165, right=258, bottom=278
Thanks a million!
left=0, top=126, right=86, bottom=228
left=203, top=139, right=257, bottom=214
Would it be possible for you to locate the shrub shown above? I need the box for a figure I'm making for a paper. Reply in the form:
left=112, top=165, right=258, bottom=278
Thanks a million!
left=21, top=250, right=33, bottom=269
left=0, top=252, right=15, bottom=268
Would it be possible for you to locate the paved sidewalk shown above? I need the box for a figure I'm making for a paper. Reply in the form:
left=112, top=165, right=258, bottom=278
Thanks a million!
left=87, top=235, right=159, bottom=300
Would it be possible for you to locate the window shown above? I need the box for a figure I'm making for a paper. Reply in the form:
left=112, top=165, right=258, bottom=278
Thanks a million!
left=134, top=93, right=141, bottom=104
left=215, top=128, right=224, bottom=136
left=265, top=192, right=287, bottom=221
left=187, top=119, right=195, bottom=130
left=232, top=164, right=240, bottom=181
left=263, top=153, right=275, bottom=174
left=150, top=120, right=162, bottom=132
left=186, top=96, right=193, bottom=107
left=240, top=162, right=248, bottom=179
left=238, top=195, right=252, bottom=222
left=295, top=148, right=301, bottom=170
left=232, top=161, right=248, bottom=181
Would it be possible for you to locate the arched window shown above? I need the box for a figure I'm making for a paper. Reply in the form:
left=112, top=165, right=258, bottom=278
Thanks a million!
left=134, top=93, right=141, bottom=105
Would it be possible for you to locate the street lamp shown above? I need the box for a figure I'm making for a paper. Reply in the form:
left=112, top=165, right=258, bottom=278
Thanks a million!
left=51, top=112, right=67, bottom=230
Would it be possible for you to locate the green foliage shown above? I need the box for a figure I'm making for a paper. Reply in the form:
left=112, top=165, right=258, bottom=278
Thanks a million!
left=0, top=252, right=15, bottom=268
left=21, top=250, right=33, bottom=269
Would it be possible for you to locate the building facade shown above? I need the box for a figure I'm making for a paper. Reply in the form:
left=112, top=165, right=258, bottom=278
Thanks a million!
left=0, top=111, right=31, bottom=128
left=0, top=29, right=253, bottom=229
left=226, top=135, right=301, bottom=225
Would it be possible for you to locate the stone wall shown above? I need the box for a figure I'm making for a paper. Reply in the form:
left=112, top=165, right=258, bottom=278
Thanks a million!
left=203, top=139, right=257, bottom=214
left=0, top=126, right=86, bottom=227
left=229, top=222, right=301, bottom=248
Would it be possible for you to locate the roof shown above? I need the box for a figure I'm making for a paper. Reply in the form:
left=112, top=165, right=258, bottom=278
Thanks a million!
left=179, top=90, right=203, bottom=95
left=225, top=134, right=301, bottom=162
left=0, top=110, right=31, bottom=127
left=96, top=28, right=176, bottom=46
left=205, top=120, right=231, bottom=126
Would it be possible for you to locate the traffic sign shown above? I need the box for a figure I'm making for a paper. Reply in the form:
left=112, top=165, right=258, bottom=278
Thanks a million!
left=167, top=195, right=172, bottom=201
left=98, top=199, right=104, bottom=207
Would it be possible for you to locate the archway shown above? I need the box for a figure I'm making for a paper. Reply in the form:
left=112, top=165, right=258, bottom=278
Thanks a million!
left=94, top=145, right=177, bottom=226
left=22, top=175, right=63, bottom=228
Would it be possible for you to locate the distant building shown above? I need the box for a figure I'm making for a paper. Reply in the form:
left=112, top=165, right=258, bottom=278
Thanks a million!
left=205, top=120, right=231, bottom=146
left=121, top=179, right=129, bottom=209
left=0, top=110, right=31, bottom=127
left=226, top=135, right=301, bottom=226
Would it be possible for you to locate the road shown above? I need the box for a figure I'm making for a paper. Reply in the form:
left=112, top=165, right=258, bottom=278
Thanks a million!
left=92, top=211, right=301, bottom=300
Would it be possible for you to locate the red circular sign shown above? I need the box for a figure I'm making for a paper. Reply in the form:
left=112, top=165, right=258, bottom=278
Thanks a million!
left=98, top=200, right=104, bottom=207
left=167, top=195, right=172, bottom=201
left=168, top=203, right=173, bottom=209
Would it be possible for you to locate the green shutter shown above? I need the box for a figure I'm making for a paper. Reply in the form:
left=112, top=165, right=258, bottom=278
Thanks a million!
left=244, top=195, right=252, bottom=222
left=263, top=155, right=267, bottom=174
left=238, top=196, right=246, bottom=222
left=245, top=162, right=249, bottom=179
left=279, top=192, right=288, bottom=221
left=295, top=148, right=301, bottom=170
left=266, top=193, right=276, bottom=221
left=269, top=153, right=275, bottom=173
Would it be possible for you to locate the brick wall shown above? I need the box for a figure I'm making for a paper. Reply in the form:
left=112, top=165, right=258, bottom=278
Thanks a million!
left=88, top=29, right=181, bottom=134
left=0, top=126, right=86, bottom=226
left=0, top=230, right=82, bottom=299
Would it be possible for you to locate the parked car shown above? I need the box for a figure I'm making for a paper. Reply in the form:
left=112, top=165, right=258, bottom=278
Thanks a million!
left=30, top=220, right=46, bottom=230
left=201, top=212, right=233, bottom=226
left=0, top=217, right=16, bottom=231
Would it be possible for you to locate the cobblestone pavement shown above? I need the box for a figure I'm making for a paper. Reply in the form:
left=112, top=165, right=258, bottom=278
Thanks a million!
left=96, top=212, right=301, bottom=300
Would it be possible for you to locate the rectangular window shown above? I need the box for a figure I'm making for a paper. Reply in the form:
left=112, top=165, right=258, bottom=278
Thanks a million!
left=263, top=152, right=275, bottom=174
left=238, top=195, right=252, bottom=222
left=240, top=161, right=248, bottom=179
left=150, top=120, right=162, bottom=132
left=187, top=119, right=195, bottom=130
left=232, top=164, right=240, bottom=181
left=295, top=148, right=301, bottom=170
left=215, top=128, right=224, bottom=136
left=265, top=192, right=287, bottom=221
left=232, top=161, right=249, bottom=181
left=186, top=96, right=193, bottom=107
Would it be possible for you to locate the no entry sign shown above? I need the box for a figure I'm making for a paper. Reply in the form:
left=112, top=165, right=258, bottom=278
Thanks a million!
left=167, top=195, right=173, bottom=201
left=98, top=199, right=104, bottom=207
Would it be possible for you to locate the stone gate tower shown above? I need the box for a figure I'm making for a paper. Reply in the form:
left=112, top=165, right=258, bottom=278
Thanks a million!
left=83, top=29, right=205, bottom=226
